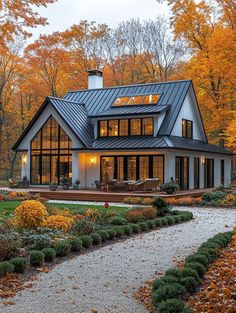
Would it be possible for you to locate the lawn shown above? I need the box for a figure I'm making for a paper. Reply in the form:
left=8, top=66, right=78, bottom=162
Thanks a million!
left=0, top=200, right=129, bottom=216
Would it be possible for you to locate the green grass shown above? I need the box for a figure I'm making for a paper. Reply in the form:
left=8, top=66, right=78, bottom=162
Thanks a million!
left=0, top=200, right=129, bottom=216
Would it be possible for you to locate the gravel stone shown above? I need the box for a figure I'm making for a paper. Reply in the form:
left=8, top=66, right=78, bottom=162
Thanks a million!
left=0, top=207, right=235, bottom=313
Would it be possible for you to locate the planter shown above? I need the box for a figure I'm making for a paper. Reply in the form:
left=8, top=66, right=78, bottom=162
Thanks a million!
left=62, top=184, right=70, bottom=190
left=166, top=187, right=176, bottom=194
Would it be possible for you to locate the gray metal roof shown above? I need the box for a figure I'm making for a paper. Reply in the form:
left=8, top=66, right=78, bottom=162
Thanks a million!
left=48, top=97, right=94, bottom=147
left=91, top=135, right=232, bottom=154
left=91, top=104, right=169, bottom=118
left=64, top=80, right=192, bottom=134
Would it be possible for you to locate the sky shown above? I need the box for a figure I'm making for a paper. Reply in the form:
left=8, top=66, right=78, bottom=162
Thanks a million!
left=30, top=0, right=170, bottom=41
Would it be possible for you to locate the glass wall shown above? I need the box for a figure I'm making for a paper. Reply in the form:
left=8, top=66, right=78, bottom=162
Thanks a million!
left=31, top=116, right=72, bottom=185
left=204, top=159, right=214, bottom=188
left=175, top=156, right=189, bottom=190
left=101, top=155, right=164, bottom=183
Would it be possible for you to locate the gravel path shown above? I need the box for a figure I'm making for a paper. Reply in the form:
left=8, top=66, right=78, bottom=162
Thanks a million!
left=1, top=207, right=236, bottom=313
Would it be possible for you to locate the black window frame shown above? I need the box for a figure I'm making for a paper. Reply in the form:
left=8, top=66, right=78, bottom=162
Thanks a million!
left=100, top=154, right=164, bottom=183
left=182, top=119, right=193, bottom=139
left=98, top=117, right=154, bottom=138
left=204, top=158, right=214, bottom=188
left=194, top=157, right=200, bottom=189
left=175, top=156, right=189, bottom=190
left=220, top=159, right=225, bottom=186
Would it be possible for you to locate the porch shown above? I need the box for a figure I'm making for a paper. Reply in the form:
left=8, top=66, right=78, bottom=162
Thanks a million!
left=21, top=186, right=213, bottom=203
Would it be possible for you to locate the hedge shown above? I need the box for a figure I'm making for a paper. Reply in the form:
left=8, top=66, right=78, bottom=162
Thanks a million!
left=152, top=231, right=233, bottom=312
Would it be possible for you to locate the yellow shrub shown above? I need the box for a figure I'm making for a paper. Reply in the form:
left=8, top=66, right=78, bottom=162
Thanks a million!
left=14, top=200, right=48, bottom=228
left=219, top=194, right=236, bottom=206
left=142, top=198, right=153, bottom=205
left=85, top=208, right=102, bottom=222
left=47, top=207, right=73, bottom=218
left=43, top=215, right=74, bottom=232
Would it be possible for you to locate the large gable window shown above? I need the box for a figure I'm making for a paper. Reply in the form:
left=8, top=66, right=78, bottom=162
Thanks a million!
left=31, top=116, right=72, bottom=185
left=182, top=119, right=193, bottom=139
left=112, top=94, right=160, bottom=107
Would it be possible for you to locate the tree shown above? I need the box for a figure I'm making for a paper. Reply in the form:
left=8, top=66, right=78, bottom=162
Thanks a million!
left=0, top=0, right=57, bottom=50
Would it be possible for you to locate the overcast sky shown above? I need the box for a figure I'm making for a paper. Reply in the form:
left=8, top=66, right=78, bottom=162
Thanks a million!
left=30, top=0, right=170, bottom=41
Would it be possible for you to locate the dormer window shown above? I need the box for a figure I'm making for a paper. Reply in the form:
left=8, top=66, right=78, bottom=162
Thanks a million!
left=112, top=94, right=160, bottom=107
left=98, top=117, right=153, bottom=137
left=182, top=119, right=193, bottom=139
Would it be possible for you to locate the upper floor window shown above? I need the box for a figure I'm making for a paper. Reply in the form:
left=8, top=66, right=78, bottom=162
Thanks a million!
left=99, top=117, right=153, bottom=137
left=112, top=94, right=160, bottom=107
left=182, top=119, right=193, bottom=139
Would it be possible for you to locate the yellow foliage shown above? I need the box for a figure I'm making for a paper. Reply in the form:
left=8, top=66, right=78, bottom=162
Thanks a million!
left=43, top=215, right=74, bottom=232
left=85, top=208, right=102, bottom=222
left=13, top=200, right=48, bottom=228
left=47, top=207, right=73, bottom=218
left=219, top=194, right=236, bottom=206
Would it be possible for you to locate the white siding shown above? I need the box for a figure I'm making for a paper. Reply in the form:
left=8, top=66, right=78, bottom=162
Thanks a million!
left=171, top=92, right=205, bottom=141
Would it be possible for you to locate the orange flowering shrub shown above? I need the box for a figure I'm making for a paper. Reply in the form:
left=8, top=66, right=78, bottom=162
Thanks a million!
left=194, top=197, right=202, bottom=204
left=166, top=196, right=195, bottom=206
left=85, top=208, right=101, bottom=222
left=142, top=207, right=157, bottom=220
left=9, top=191, right=17, bottom=198
left=142, top=198, right=153, bottom=205
left=219, top=194, right=236, bottom=206
left=125, top=210, right=143, bottom=223
left=123, top=196, right=143, bottom=204
left=47, top=207, right=73, bottom=218
left=43, top=215, right=74, bottom=232
left=13, top=200, right=48, bottom=228
left=0, top=194, right=5, bottom=201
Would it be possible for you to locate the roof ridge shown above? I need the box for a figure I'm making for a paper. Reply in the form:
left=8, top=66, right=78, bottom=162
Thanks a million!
left=65, top=79, right=192, bottom=95
left=48, top=96, right=85, bottom=105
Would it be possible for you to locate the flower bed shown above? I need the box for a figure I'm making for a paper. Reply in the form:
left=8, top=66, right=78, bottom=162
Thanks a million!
left=151, top=230, right=234, bottom=313
left=0, top=198, right=193, bottom=278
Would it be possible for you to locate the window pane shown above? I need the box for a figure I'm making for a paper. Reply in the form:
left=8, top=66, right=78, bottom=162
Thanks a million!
left=51, top=156, right=58, bottom=183
left=99, top=121, right=107, bottom=137
left=108, top=120, right=118, bottom=136
left=31, top=131, right=41, bottom=150
left=153, top=156, right=164, bottom=183
left=139, top=156, right=149, bottom=180
left=117, top=157, right=124, bottom=181
left=187, top=121, right=193, bottom=138
left=194, top=158, right=199, bottom=189
left=42, top=118, right=51, bottom=149
left=101, top=157, right=114, bottom=182
left=128, top=157, right=136, bottom=180
left=119, top=119, right=128, bottom=136
left=41, top=156, right=50, bottom=184
left=51, top=117, right=58, bottom=149
left=31, top=156, right=40, bottom=184
left=130, top=119, right=141, bottom=135
left=142, top=118, right=153, bottom=135
left=60, top=127, right=70, bottom=150
left=112, top=94, right=160, bottom=106
left=182, top=119, right=187, bottom=137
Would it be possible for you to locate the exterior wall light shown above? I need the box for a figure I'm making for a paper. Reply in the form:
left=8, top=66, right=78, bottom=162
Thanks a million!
left=22, top=154, right=28, bottom=165
left=90, top=156, right=96, bottom=165
left=201, top=156, right=205, bottom=165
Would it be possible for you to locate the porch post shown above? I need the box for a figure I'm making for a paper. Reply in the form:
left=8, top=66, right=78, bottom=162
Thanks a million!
left=72, top=151, right=79, bottom=184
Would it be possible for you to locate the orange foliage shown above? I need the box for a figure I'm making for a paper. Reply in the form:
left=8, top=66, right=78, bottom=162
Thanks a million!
left=42, top=215, right=74, bottom=232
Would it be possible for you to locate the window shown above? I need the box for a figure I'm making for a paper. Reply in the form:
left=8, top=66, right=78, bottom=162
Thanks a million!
left=119, top=119, right=129, bottom=136
left=221, top=160, right=225, bottom=185
left=99, top=120, right=108, bottom=137
left=194, top=158, right=200, bottom=189
left=175, top=156, right=189, bottom=190
left=101, top=155, right=164, bottom=183
left=31, top=116, right=72, bottom=185
left=108, top=120, right=118, bottom=136
left=204, top=159, right=214, bottom=188
left=142, top=118, right=153, bottom=135
left=130, top=119, right=141, bottom=135
left=182, top=119, right=193, bottom=139
left=112, top=94, right=160, bottom=107
left=98, top=118, right=154, bottom=137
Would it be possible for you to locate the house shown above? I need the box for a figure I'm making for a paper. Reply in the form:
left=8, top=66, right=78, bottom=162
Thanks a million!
left=13, top=70, right=232, bottom=190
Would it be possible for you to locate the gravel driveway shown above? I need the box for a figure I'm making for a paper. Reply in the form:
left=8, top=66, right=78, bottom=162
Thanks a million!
left=1, top=207, right=236, bottom=313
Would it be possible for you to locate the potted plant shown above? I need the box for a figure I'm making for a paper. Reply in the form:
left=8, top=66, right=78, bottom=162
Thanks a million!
left=60, top=176, right=71, bottom=190
left=49, top=182, right=58, bottom=191
left=22, top=176, right=29, bottom=188
left=160, top=181, right=179, bottom=194
left=72, top=179, right=80, bottom=190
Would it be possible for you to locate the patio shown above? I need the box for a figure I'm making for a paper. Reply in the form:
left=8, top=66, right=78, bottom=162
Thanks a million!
left=9, top=186, right=214, bottom=202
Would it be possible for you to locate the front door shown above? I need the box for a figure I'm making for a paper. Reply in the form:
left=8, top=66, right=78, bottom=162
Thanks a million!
left=204, top=159, right=214, bottom=188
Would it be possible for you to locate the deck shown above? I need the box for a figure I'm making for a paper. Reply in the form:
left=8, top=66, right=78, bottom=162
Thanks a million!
left=22, top=187, right=213, bottom=203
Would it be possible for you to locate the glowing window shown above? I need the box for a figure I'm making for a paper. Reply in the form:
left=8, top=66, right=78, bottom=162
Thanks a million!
left=112, top=94, right=160, bottom=106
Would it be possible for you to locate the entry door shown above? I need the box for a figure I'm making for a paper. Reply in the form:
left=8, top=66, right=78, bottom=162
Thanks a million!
left=220, top=160, right=225, bottom=186
left=204, top=159, right=214, bottom=188
left=175, top=156, right=189, bottom=190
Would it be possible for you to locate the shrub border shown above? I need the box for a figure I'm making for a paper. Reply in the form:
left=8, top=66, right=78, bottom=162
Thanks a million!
left=0, top=210, right=193, bottom=277
left=152, top=230, right=234, bottom=313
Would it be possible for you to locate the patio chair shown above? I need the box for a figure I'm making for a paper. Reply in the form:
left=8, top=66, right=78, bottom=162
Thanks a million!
left=133, top=178, right=159, bottom=191
left=8, top=178, right=22, bottom=189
